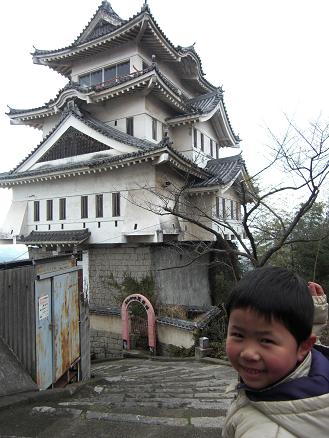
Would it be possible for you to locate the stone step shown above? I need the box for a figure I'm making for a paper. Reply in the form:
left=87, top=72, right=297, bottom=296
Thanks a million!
left=31, top=406, right=226, bottom=430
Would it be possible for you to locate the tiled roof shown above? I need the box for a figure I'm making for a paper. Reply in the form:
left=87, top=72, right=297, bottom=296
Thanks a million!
left=7, top=82, right=84, bottom=116
left=192, top=154, right=245, bottom=188
left=7, top=66, right=189, bottom=118
left=8, top=104, right=157, bottom=174
left=74, top=1, right=125, bottom=45
left=0, top=137, right=207, bottom=183
left=19, top=229, right=90, bottom=245
left=89, top=304, right=224, bottom=331
left=188, top=89, right=223, bottom=113
left=31, top=2, right=209, bottom=83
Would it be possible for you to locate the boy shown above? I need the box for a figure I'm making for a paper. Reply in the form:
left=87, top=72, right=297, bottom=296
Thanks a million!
left=223, top=266, right=329, bottom=438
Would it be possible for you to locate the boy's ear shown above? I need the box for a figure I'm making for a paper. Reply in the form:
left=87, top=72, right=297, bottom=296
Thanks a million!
left=297, top=335, right=316, bottom=362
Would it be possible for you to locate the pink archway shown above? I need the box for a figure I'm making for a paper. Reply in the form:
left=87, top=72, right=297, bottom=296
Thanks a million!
left=121, top=294, right=156, bottom=353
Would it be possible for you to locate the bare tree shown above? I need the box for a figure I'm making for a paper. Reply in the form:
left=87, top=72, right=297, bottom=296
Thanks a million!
left=129, top=119, right=329, bottom=281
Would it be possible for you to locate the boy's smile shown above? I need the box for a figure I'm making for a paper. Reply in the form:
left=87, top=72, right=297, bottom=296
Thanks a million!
left=226, top=308, right=312, bottom=390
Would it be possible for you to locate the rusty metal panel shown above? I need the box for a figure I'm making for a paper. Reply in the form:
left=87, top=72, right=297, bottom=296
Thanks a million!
left=53, top=271, right=80, bottom=381
left=35, top=278, right=53, bottom=389
left=35, top=258, right=75, bottom=277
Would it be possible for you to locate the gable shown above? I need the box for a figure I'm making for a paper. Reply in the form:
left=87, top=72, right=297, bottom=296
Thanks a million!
left=83, top=19, right=118, bottom=44
left=37, top=126, right=111, bottom=163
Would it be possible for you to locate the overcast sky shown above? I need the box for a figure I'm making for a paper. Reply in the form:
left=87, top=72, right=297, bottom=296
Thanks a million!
left=1, top=0, right=329, bottom=227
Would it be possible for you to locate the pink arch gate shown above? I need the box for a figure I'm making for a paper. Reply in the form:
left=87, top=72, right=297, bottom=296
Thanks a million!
left=121, top=294, right=156, bottom=353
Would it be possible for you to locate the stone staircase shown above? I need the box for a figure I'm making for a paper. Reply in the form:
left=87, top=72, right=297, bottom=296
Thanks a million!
left=30, top=358, right=236, bottom=437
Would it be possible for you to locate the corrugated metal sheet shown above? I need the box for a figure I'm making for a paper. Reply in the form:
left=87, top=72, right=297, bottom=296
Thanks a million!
left=0, top=264, right=36, bottom=378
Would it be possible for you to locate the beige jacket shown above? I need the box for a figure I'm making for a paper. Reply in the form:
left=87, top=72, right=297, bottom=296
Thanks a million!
left=223, top=295, right=329, bottom=438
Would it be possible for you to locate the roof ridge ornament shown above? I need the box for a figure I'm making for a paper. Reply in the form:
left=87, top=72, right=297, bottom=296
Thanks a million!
left=62, top=99, right=82, bottom=118
left=141, top=0, right=150, bottom=11
left=158, top=132, right=173, bottom=148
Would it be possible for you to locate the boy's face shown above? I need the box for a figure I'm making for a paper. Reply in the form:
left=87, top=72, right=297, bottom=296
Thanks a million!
left=226, top=307, right=312, bottom=390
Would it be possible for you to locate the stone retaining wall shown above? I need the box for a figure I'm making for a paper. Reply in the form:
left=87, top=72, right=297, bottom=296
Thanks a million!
left=90, top=329, right=123, bottom=360
left=87, top=243, right=211, bottom=308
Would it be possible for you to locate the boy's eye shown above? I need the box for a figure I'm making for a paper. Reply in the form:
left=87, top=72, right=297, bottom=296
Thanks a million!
left=230, top=332, right=243, bottom=338
left=261, top=338, right=274, bottom=344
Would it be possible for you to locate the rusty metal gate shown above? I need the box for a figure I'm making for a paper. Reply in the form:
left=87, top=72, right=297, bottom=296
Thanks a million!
left=0, top=255, right=90, bottom=392
left=35, top=259, right=80, bottom=389
left=130, top=313, right=149, bottom=350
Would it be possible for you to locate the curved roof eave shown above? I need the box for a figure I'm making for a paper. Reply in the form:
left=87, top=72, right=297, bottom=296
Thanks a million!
left=31, top=3, right=215, bottom=90
left=7, top=67, right=192, bottom=125
left=0, top=142, right=208, bottom=187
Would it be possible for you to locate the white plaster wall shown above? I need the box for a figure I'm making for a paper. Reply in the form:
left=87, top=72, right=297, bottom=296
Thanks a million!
left=90, top=95, right=145, bottom=122
left=171, top=125, right=193, bottom=157
left=157, top=324, right=195, bottom=349
left=90, top=314, right=195, bottom=349
left=12, top=163, right=159, bottom=244
left=184, top=188, right=244, bottom=241
left=90, top=314, right=122, bottom=335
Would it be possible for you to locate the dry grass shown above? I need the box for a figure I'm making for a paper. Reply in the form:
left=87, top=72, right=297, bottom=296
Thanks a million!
left=158, top=304, right=188, bottom=320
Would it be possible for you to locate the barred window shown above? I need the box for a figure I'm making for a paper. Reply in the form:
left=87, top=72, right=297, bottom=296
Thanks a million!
left=216, top=197, right=220, bottom=217
left=210, top=139, right=213, bottom=157
left=96, top=194, right=103, bottom=218
left=152, top=118, right=157, bottom=140
left=222, top=198, right=226, bottom=219
left=112, top=192, right=121, bottom=217
left=46, top=199, right=53, bottom=221
left=193, top=128, right=198, bottom=148
left=216, top=143, right=219, bottom=159
left=81, top=196, right=88, bottom=219
left=200, top=133, right=204, bottom=151
left=34, top=201, right=40, bottom=222
left=126, top=117, right=134, bottom=136
left=59, top=198, right=66, bottom=220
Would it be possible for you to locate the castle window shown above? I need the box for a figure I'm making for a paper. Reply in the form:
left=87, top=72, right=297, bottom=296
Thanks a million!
left=222, top=198, right=226, bottom=219
left=117, top=61, right=130, bottom=77
left=216, top=143, right=219, bottom=159
left=126, top=117, right=134, bottom=136
left=231, top=200, right=234, bottom=219
left=96, top=194, right=103, bottom=218
left=193, top=128, right=198, bottom=148
left=90, top=70, right=102, bottom=86
left=79, top=61, right=130, bottom=87
left=59, top=198, right=66, bottom=220
left=46, top=199, right=53, bottom=221
left=210, top=139, right=213, bottom=157
left=152, top=118, right=157, bottom=140
left=236, top=201, right=241, bottom=221
left=81, top=196, right=88, bottom=219
left=200, top=133, right=204, bottom=151
left=34, top=201, right=40, bottom=222
left=215, top=197, right=220, bottom=217
left=112, top=192, right=121, bottom=217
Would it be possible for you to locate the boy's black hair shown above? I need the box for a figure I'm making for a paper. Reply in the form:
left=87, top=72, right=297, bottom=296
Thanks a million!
left=226, top=266, right=314, bottom=345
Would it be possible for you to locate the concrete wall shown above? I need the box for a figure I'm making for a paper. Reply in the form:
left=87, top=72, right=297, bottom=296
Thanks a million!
left=151, top=245, right=211, bottom=306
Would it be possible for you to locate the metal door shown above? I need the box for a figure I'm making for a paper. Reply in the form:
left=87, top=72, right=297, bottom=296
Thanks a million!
left=35, top=278, right=53, bottom=389
left=53, top=271, right=80, bottom=381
